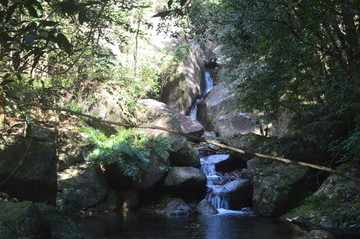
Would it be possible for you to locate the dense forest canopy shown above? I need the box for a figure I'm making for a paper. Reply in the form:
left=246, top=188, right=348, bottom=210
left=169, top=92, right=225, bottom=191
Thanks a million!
left=1, top=0, right=360, bottom=165
left=181, top=0, right=360, bottom=165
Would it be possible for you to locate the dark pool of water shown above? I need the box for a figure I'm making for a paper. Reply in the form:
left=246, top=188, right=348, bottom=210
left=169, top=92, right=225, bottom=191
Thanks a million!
left=73, top=211, right=294, bottom=239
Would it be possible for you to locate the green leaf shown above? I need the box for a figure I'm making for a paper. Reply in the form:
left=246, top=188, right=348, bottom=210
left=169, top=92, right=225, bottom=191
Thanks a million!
left=55, top=33, right=73, bottom=54
left=26, top=4, right=39, bottom=18
left=167, top=0, right=173, bottom=8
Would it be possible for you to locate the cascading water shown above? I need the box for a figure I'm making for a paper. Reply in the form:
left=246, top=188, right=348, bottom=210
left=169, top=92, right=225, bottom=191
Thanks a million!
left=188, top=71, right=214, bottom=120
left=204, top=71, right=214, bottom=94
left=200, top=155, right=232, bottom=210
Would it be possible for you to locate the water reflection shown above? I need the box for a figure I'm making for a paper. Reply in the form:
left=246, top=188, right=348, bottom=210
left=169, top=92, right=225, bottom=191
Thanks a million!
left=74, top=212, right=293, bottom=239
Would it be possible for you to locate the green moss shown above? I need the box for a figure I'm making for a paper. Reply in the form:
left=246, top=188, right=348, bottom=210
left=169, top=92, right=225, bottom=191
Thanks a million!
left=292, top=193, right=360, bottom=226
left=0, top=201, right=33, bottom=221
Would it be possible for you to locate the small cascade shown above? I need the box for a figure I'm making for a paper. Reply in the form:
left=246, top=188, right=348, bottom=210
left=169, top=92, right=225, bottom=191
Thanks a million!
left=187, top=71, right=214, bottom=120
left=200, top=155, right=233, bottom=210
left=204, top=71, right=214, bottom=94
left=188, top=98, right=203, bottom=119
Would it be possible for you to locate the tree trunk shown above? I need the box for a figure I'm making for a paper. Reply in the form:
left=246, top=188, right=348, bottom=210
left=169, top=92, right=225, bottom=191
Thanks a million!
left=0, top=85, right=4, bottom=132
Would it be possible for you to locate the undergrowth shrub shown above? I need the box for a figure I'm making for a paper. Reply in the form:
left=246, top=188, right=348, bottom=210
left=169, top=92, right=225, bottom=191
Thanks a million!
left=81, top=128, right=174, bottom=182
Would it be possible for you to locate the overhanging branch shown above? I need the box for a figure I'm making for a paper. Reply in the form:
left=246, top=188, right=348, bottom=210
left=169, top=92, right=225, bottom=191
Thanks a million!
left=7, top=96, right=360, bottom=183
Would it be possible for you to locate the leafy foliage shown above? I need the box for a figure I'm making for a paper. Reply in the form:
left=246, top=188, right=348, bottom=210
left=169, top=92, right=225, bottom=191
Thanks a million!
left=178, top=0, right=360, bottom=164
left=82, top=128, right=174, bottom=182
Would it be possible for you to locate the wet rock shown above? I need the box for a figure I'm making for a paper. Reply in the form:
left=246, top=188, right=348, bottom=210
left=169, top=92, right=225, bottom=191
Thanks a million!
left=0, top=134, right=57, bottom=205
left=0, top=201, right=48, bottom=239
left=96, top=190, right=123, bottom=212
left=229, top=179, right=253, bottom=210
left=154, top=198, right=191, bottom=216
left=164, top=167, right=207, bottom=201
left=296, top=230, right=336, bottom=239
left=196, top=199, right=218, bottom=215
left=121, top=188, right=139, bottom=212
left=57, top=163, right=108, bottom=212
left=0, top=201, right=81, bottom=239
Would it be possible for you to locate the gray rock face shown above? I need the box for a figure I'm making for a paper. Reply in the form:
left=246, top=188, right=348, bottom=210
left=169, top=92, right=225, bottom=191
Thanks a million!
left=57, top=163, right=108, bottom=212
left=0, top=201, right=82, bottom=239
left=196, top=199, right=218, bottom=215
left=197, top=82, right=261, bottom=137
left=139, top=99, right=203, bottom=167
left=249, top=159, right=316, bottom=217
left=0, top=131, right=57, bottom=205
left=284, top=162, right=360, bottom=227
left=154, top=198, right=191, bottom=216
left=164, top=167, right=207, bottom=201
left=160, top=43, right=204, bottom=114
left=164, top=167, right=207, bottom=187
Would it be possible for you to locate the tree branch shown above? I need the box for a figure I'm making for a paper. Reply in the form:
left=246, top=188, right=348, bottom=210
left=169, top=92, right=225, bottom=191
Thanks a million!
left=7, top=96, right=360, bottom=184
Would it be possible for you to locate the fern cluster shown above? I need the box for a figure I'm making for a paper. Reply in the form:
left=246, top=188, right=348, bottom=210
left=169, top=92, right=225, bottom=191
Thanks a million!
left=81, top=128, right=174, bottom=182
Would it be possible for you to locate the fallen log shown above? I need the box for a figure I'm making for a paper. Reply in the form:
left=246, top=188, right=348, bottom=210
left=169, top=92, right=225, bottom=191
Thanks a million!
left=7, top=96, right=360, bottom=183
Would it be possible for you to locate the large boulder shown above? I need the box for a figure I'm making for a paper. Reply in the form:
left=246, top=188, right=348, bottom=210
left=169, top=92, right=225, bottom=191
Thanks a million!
left=0, top=201, right=82, bottom=239
left=0, top=127, right=57, bottom=205
left=196, top=199, right=218, bottom=215
left=160, top=43, right=204, bottom=114
left=284, top=162, right=360, bottom=227
left=57, top=163, right=108, bottom=212
left=228, top=179, right=253, bottom=210
left=197, top=82, right=261, bottom=137
left=249, top=158, right=319, bottom=217
left=154, top=198, right=191, bottom=216
left=139, top=99, right=203, bottom=167
left=104, top=152, right=170, bottom=191
left=164, top=166, right=207, bottom=201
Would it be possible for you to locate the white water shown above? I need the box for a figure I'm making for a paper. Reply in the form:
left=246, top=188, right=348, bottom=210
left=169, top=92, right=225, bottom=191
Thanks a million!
left=200, top=155, right=231, bottom=210
left=189, top=98, right=203, bottom=119
left=204, top=71, right=214, bottom=94
left=188, top=72, right=214, bottom=120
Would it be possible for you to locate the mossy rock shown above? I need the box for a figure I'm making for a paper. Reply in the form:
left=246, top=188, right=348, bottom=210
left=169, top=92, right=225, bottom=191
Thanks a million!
left=286, top=162, right=360, bottom=227
left=0, top=201, right=82, bottom=239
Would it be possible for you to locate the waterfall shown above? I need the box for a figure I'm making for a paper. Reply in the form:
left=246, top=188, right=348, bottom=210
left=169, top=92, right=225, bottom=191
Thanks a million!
left=188, top=98, right=203, bottom=119
left=204, top=71, right=214, bottom=94
left=200, top=155, right=232, bottom=210
left=188, top=71, right=214, bottom=120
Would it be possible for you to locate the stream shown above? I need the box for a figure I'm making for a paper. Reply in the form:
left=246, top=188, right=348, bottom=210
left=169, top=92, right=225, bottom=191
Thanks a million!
left=74, top=212, right=293, bottom=239
left=74, top=71, right=294, bottom=238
